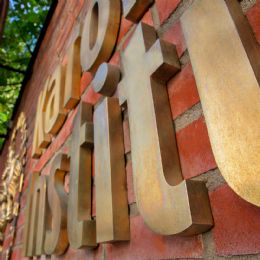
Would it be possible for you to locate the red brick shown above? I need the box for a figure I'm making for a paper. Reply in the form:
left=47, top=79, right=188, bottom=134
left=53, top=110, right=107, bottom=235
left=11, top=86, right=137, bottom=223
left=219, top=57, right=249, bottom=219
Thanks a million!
left=20, top=191, right=27, bottom=210
left=155, top=0, right=181, bottom=24
left=118, top=18, right=134, bottom=44
left=3, top=235, right=14, bottom=251
left=123, top=119, right=131, bottom=154
left=14, top=226, right=24, bottom=246
left=55, top=244, right=103, bottom=260
left=109, top=51, right=120, bottom=66
left=210, top=185, right=260, bottom=256
left=122, top=28, right=135, bottom=51
left=167, top=63, right=200, bottom=118
left=11, top=248, right=23, bottom=260
left=106, top=215, right=203, bottom=259
left=162, top=20, right=186, bottom=57
left=17, top=210, right=25, bottom=228
left=82, top=86, right=102, bottom=105
left=92, top=151, right=95, bottom=177
left=80, top=72, right=93, bottom=94
left=176, top=116, right=217, bottom=179
left=141, top=9, right=153, bottom=26
left=92, top=184, right=96, bottom=217
left=246, top=1, right=260, bottom=44
left=126, top=161, right=135, bottom=204
left=4, top=223, right=12, bottom=237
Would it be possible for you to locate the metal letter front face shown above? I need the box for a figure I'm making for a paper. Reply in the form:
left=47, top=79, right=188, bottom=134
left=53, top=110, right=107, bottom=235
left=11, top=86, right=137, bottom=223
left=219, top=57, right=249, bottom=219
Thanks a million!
left=123, top=0, right=154, bottom=22
left=23, top=174, right=36, bottom=256
left=23, top=174, right=47, bottom=257
left=94, top=98, right=129, bottom=243
left=44, top=65, right=67, bottom=135
left=68, top=101, right=96, bottom=249
left=44, top=154, right=69, bottom=255
left=181, top=0, right=260, bottom=206
left=80, top=0, right=121, bottom=72
left=118, top=23, right=213, bottom=235
left=30, top=175, right=47, bottom=256
left=32, top=88, right=51, bottom=158
left=63, top=37, right=81, bottom=110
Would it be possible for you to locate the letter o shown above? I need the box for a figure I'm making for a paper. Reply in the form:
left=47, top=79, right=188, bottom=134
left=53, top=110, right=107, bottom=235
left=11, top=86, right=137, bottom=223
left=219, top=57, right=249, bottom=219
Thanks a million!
left=80, top=0, right=121, bottom=73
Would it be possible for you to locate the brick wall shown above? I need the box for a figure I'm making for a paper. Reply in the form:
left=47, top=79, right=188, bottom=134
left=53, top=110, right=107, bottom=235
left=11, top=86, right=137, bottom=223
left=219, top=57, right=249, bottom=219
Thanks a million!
left=0, top=0, right=260, bottom=259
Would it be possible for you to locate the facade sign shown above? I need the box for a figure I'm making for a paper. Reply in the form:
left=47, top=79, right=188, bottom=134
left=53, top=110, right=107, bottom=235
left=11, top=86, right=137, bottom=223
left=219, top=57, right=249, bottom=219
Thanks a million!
left=22, top=0, right=259, bottom=257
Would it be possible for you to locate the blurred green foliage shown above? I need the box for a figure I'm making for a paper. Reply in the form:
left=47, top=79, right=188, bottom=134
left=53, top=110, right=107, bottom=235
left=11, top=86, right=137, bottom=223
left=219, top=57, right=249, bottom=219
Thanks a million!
left=0, top=0, right=51, bottom=149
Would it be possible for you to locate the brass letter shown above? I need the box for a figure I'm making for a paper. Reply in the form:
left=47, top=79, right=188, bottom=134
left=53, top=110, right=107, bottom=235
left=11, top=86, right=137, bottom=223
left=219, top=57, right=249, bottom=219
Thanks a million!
left=118, top=23, right=213, bottom=235
left=94, top=98, right=129, bottom=243
left=32, top=87, right=51, bottom=158
left=45, top=154, right=69, bottom=255
left=23, top=174, right=47, bottom=256
left=44, top=65, right=67, bottom=135
left=181, top=0, right=260, bottom=206
left=123, top=0, right=154, bottom=23
left=92, top=63, right=120, bottom=97
left=80, top=0, right=121, bottom=72
left=64, top=37, right=81, bottom=110
left=67, top=101, right=96, bottom=249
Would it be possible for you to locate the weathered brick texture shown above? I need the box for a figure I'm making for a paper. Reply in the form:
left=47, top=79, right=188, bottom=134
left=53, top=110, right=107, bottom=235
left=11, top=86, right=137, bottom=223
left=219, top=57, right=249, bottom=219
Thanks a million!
left=0, top=1, right=258, bottom=259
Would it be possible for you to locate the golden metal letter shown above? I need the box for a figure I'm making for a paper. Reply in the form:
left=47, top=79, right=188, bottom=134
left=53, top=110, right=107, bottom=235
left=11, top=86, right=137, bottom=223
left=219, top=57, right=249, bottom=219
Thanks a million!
left=67, top=101, right=96, bottom=249
left=32, top=87, right=51, bottom=158
left=181, top=0, right=260, bottom=206
left=123, top=0, right=154, bottom=22
left=44, top=65, right=67, bottom=135
left=28, top=174, right=47, bottom=256
left=92, top=63, right=120, bottom=97
left=118, top=23, right=213, bottom=235
left=63, top=37, right=81, bottom=110
left=80, top=0, right=121, bottom=72
left=44, top=154, right=69, bottom=255
left=22, top=174, right=37, bottom=257
left=94, top=97, right=130, bottom=243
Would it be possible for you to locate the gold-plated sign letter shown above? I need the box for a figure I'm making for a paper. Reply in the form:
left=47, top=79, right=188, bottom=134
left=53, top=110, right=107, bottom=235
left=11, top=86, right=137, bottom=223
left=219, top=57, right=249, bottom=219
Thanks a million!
left=45, top=154, right=69, bottom=255
left=32, top=88, right=51, bottom=158
left=92, top=63, right=120, bottom=97
left=181, top=0, right=260, bottom=206
left=64, top=37, right=81, bottom=110
left=80, top=0, right=121, bottom=72
left=123, top=0, right=154, bottom=23
left=29, top=175, right=47, bottom=256
left=23, top=173, right=37, bottom=256
left=68, top=101, right=96, bottom=249
left=94, top=98, right=129, bottom=243
left=118, top=23, right=213, bottom=235
left=44, top=65, right=67, bottom=135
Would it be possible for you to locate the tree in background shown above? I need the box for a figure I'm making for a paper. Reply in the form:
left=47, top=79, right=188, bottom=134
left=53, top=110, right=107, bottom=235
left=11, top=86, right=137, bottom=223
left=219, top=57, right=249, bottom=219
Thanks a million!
left=0, top=0, right=51, bottom=149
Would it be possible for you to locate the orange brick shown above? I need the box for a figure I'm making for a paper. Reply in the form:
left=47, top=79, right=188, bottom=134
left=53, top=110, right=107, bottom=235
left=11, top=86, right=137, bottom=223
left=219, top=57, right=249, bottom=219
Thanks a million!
left=49, top=244, right=104, bottom=260
left=141, top=9, right=153, bottom=26
left=14, top=227, right=24, bottom=246
left=162, top=20, right=186, bottom=57
left=155, top=0, right=181, bottom=24
left=123, top=119, right=131, bottom=154
left=210, top=185, right=260, bottom=256
left=82, top=86, right=102, bottom=105
left=106, top=215, right=203, bottom=259
left=126, top=161, right=135, bottom=204
left=176, top=116, right=217, bottom=179
left=246, top=1, right=260, bottom=44
left=80, top=72, right=93, bottom=94
left=167, top=63, right=200, bottom=118
left=118, top=18, right=134, bottom=44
